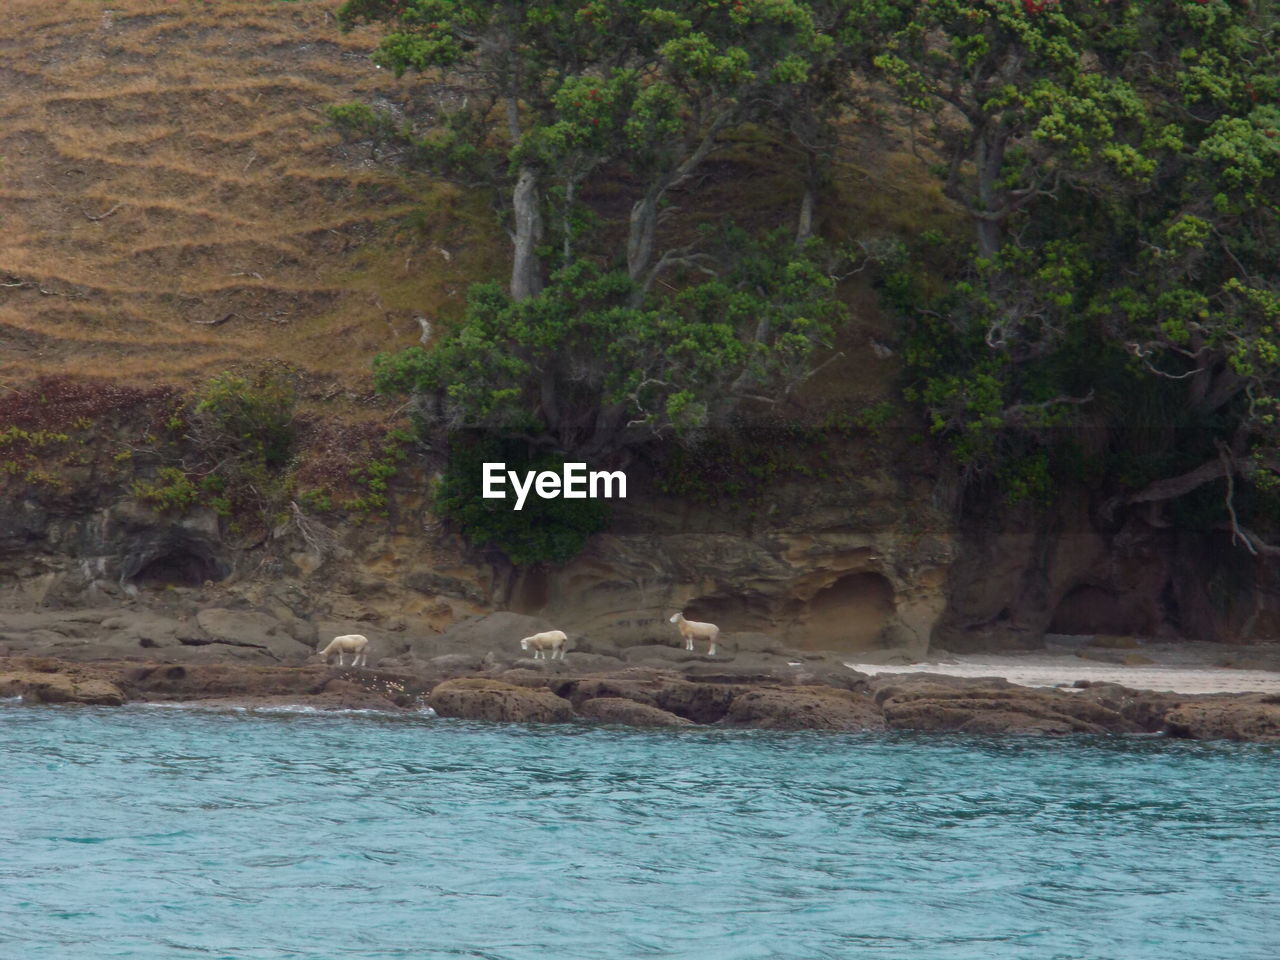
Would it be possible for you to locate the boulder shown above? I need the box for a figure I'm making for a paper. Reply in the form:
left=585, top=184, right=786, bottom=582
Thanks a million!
left=0, top=671, right=126, bottom=706
left=723, top=686, right=886, bottom=731
left=195, top=608, right=313, bottom=662
left=871, top=674, right=1133, bottom=735
left=1163, top=696, right=1280, bottom=741
left=428, top=678, right=574, bottom=723
left=315, top=678, right=405, bottom=711
left=553, top=674, right=737, bottom=723
left=579, top=698, right=694, bottom=727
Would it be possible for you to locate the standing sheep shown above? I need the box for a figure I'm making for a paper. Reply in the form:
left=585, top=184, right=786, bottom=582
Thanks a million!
left=519, top=630, right=568, bottom=661
left=317, top=634, right=369, bottom=668
left=670, top=612, right=720, bottom=657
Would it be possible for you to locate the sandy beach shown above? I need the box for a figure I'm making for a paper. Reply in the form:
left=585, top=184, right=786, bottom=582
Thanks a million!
left=849, top=642, right=1280, bottom=695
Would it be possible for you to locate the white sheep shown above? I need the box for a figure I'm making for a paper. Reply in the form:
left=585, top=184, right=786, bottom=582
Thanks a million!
left=670, top=612, right=720, bottom=656
left=519, top=630, right=568, bottom=661
left=317, top=634, right=369, bottom=668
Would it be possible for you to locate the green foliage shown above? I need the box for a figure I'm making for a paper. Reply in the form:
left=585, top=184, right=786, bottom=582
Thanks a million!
left=335, top=0, right=859, bottom=287
left=133, top=467, right=201, bottom=513
left=190, top=369, right=295, bottom=468
left=0, top=426, right=70, bottom=449
left=342, top=427, right=414, bottom=515
left=297, top=488, right=334, bottom=514
left=653, top=418, right=842, bottom=505
left=374, top=227, right=845, bottom=457
left=871, top=0, right=1280, bottom=534
left=433, top=434, right=609, bottom=566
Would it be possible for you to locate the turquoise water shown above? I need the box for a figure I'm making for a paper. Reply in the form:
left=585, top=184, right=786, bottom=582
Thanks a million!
left=0, top=703, right=1277, bottom=960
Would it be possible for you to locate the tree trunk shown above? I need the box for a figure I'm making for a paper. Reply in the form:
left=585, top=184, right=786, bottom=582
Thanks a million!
left=974, top=128, right=1006, bottom=259
left=511, top=163, right=543, bottom=301
left=627, top=187, right=661, bottom=284
left=795, top=148, right=819, bottom=245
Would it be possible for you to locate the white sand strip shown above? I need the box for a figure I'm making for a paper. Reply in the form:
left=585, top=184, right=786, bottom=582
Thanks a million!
left=845, top=657, right=1280, bottom=695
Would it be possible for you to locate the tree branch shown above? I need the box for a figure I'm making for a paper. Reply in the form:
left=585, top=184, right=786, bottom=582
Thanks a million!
left=1128, top=457, right=1228, bottom=505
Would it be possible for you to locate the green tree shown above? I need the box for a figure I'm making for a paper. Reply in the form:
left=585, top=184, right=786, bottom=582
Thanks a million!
left=888, top=0, right=1280, bottom=552
left=375, top=227, right=846, bottom=459
left=336, top=0, right=610, bottom=299
left=335, top=0, right=847, bottom=296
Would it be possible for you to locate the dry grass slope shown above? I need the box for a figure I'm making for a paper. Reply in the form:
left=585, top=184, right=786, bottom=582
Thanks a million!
left=1, top=0, right=959, bottom=426
left=0, top=0, right=500, bottom=409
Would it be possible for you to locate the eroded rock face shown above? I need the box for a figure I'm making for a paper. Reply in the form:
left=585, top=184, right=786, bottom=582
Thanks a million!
left=496, top=471, right=955, bottom=662
left=428, top=677, right=575, bottom=723
left=937, top=492, right=1280, bottom=650
left=723, top=686, right=886, bottom=731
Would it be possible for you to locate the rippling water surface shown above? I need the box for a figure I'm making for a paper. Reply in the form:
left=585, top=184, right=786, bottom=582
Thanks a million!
left=1, top=703, right=1277, bottom=959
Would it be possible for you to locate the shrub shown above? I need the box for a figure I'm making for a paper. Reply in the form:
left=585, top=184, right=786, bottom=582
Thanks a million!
left=189, top=368, right=296, bottom=468
left=433, top=434, right=609, bottom=566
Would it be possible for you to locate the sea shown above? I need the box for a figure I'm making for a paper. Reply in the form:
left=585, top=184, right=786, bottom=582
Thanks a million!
left=1, top=701, right=1276, bottom=959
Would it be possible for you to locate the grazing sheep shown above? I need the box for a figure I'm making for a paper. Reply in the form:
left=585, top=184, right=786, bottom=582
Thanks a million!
left=318, top=634, right=369, bottom=668
left=519, top=630, right=568, bottom=661
left=670, top=612, right=720, bottom=657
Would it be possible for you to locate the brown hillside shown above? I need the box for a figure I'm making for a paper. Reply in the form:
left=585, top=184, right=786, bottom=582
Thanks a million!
left=0, top=0, right=500, bottom=401
left=1, top=0, right=956, bottom=419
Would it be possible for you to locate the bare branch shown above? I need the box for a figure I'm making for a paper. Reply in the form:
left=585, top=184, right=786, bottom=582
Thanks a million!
left=1128, top=457, right=1228, bottom=505
left=1217, top=441, right=1253, bottom=554
left=81, top=202, right=124, bottom=222
left=1221, top=523, right=1280, bottom=557
left=1002, top=389, right=1094, bottom=425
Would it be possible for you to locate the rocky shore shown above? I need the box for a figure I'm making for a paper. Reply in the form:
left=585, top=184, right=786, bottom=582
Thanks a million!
left=3, top=648, right=1278, bottom=742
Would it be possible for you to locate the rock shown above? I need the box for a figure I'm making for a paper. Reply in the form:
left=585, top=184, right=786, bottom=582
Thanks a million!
left=1213, top=646, right=1280, bottom=671
left=427, top=653, right=486, bottom=674
left=723, top=686, right=886, bottom=731
left=315, top=678, right=404, bottom=711
left=1090, top=634, right=1142, bottom=649
left=871, top=674, right=1132, bottom=735
left=554, top=674, right=738, bottom=723
left=428, top=678, right=574, bottom=724
left=561, top=652, right=626, bottom=671
left=0, top=671, right=126, bottom=706
left=194, top=608, right=313, bottom=662
left=953, top=711, right=1078, bottom=735
left=579, top=698, right=694, bottom=727
left=1163, top=696, right=1280, bottom=741
left=1077, top=650, right=1155, bottom=665
left=123, top=663, right=331, bottom=700
left=622, top=644, right=703, bottom=663
left=410, top=612, right=561, bottom=660
left=728, top=632, right=788, bottom=656
left=559, top=677, right=665, bottom=711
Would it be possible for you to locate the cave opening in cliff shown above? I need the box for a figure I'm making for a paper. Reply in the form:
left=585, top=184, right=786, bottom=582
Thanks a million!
left=1048, top=584, right=1153, bottom=636
left=507, top=566, right=549, bottom=614
left=800, top=572, right=896, bottom=652
left=132, top=549, right=219, bottom=589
